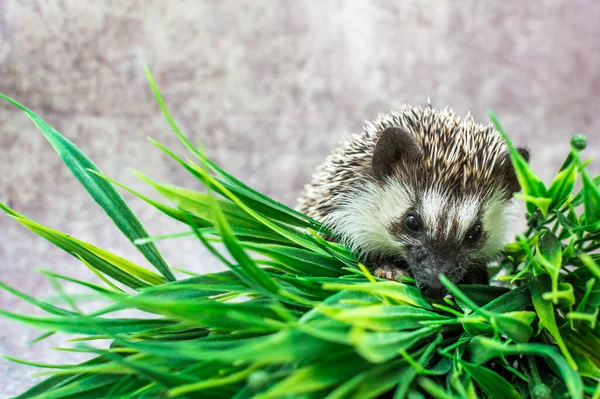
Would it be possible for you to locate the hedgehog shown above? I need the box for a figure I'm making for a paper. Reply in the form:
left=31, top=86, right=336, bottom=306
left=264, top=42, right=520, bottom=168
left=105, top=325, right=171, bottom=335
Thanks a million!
left=297, top=104, right=529, bottom=299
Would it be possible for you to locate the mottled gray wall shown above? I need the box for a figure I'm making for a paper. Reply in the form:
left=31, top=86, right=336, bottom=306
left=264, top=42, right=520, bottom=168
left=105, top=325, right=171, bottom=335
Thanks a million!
left=1, top=0, right=599, bottom=395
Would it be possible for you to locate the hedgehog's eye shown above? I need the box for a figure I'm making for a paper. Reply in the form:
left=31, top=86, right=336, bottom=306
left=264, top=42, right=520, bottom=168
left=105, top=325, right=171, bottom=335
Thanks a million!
left=404, top=214, right=422, bottom=233
left=466, top=223, right=483, bottom=243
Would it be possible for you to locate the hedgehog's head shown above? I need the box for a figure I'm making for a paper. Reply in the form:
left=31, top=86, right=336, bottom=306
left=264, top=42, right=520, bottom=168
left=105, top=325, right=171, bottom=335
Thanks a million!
left=372, top=124, right=529, bottom=298
left=327, top=115, right=529, bottom=299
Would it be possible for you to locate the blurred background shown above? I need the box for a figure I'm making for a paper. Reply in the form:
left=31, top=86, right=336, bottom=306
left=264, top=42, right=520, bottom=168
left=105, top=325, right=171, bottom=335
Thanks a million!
left=0, top=0, right=599, bottom=395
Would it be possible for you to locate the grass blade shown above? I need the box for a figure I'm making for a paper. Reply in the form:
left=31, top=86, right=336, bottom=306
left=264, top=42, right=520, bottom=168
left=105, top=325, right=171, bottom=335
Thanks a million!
left=0, top=93, right=175, bottom=281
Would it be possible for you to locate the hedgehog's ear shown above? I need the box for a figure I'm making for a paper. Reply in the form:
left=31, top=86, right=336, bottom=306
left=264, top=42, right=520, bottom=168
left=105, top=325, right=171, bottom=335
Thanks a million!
left=504, top=146, right=530, bottom=193
left=372, top=127, right=423, bottom=180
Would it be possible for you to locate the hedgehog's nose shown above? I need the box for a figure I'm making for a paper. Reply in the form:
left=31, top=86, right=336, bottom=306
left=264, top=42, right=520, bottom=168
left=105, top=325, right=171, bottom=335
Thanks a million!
left=422, top=284, right=444, bottom=300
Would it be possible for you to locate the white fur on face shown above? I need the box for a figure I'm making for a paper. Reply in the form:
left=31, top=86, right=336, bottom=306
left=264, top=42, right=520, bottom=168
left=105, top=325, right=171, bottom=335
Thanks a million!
left=421, top=188, right=480, bottom=241
left=477, top=190, right=513, bottom=259
left=322, top=178, right=414, bottom=258
left=450, top=195, right=481, bottom=239
left=419, top=188, right=511, bottom=258
left=420, top=188, right=446, bottom=238
left=323, top=179, right=512, bottom=263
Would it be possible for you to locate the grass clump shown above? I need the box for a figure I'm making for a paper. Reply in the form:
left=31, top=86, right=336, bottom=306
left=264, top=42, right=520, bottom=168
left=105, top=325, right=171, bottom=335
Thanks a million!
left=1, top=69, right=600, bottom=399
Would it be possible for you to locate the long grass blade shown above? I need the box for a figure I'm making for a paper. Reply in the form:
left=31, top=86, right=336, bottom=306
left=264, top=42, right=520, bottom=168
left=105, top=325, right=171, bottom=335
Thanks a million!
left=0, top=93, right=175, bottom=281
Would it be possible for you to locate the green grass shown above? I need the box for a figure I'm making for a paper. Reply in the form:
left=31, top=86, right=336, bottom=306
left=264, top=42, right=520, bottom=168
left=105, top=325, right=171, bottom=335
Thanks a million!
left=1, top=68, right=600, bottom=398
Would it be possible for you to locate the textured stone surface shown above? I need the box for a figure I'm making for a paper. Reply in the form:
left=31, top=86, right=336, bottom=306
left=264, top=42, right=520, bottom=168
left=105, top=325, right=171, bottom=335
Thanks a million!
left=1, top=0, right=599, bottom=396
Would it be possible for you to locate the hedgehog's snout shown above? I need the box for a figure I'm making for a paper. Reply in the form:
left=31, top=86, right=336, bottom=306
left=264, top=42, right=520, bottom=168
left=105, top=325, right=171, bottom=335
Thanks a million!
left=407, top=248, right=462, bottom=300
left=422, top=284, right=444, bottom=300
left=415, top=258, right=448, bottom=300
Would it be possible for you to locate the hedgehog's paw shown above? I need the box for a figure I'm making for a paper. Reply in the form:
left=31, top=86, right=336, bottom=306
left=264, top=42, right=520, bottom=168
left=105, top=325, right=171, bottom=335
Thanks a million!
left=373, top=263, right=408, bottom=282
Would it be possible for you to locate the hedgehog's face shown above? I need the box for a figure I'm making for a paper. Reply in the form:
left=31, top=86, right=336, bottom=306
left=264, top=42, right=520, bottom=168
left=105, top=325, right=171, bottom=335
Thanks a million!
left=325, top=125, right=529, bottom=299
left=326, top=178, right=515, bottom=298
left=388, top=188, right=511, bottom=298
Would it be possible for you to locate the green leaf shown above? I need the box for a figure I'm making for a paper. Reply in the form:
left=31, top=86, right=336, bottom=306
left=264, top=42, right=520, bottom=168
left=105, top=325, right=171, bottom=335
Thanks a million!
left=0, top=93, right=175, bottom=282
left=490, top=112, right=548, bottom=214
left=253, top=353, right=368, bottom=399
left=243, top=243, right=343, bottom=277
left=561, top=323, right=600, bottom=369
left=456, top=285, right=510, bottom=307
left=0, top=280, right=76, bottom=316
left=419, top=378, right=460, bottom=399
left=460, top=360, right=522, bottom=399
left=134, top=172, right=258, bottom=228
left=392, top=334, right=444, bottom=398
left=579, top=254, right=600, bottom=281
left=18, top=374, right=120, bottom=399
left=548, top=152, right=579, bottom=210
left=529, top=274, right=577, bottom=370
left=469, top=337, right=583, bottom=399
left=90, top=170, right=211, bottom=229
left=534, top=230, right=562, bottom=296
left=308, top=229, right=357, bottom=269
left=581, top=169, right=600, bottom=231
left=210, top=189, right=284, bottom=299
left=81, top=349, right=197, bottom=389
left=125, top=329, right=341, bottom=364
left=571, top=174, right=600, bottom=206
left=482, top=286, right=531, bottom=313
left=352, top=326, right=440, bottom=363
left=514, top=194, right=552, bottom=218
left=542, top=282, right=575, bottom=308
left=491, top=313, right=534, bottom=343
left=11, top=356, right=109, bottom=399
left=120, top=296, right=289, bottom=332
left=556, top=210, right=580, bottom=240
left=322, top=281, right=431, bottom=309
left=318, top=304, right=451, bottom=331
left=0, top=309, right=174, bottom=335
left=440, top=276, right=533, bottom=343
left=0, top=204, right=153, bottom=289
left=167, top=364, right=259, bottom=396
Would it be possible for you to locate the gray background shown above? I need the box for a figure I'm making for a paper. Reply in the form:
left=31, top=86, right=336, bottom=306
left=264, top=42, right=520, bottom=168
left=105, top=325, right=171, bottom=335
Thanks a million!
left=1, top=0, right=599, bottom=396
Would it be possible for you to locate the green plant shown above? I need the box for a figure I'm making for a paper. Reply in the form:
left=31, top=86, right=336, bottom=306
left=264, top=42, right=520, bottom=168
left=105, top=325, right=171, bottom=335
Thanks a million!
left=1, top=68, right=599, bottom=398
